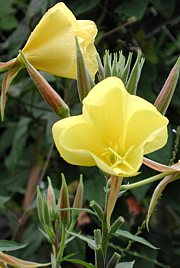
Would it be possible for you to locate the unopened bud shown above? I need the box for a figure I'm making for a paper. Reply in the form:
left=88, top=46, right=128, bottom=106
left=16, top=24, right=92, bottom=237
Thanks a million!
left=72, top=175, right=84, bottom=219
left=1, top=59, right=23, bottom=121
left=47, top=177, right=56, bottom=209
left=59, top=174, right=70, bottom=226
left=0, top=251, right=49, bottom=267
left=154, top=57, right=180, bottom=115
left=75, top=37, right=94, bottom=101
left=0, top=58, right=16, bottom=73
left=18, top=51, right=70, bottom=118
left=36, top=187, right=43, bottom=223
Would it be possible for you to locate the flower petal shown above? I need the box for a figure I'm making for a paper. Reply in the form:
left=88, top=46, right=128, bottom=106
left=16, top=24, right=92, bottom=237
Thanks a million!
left=52, top=116, right=104, bottom=166
left=125, top=110, right=168, bottom=153
left=83, top=77, right=127, bottom=145
left=22, top=4, right=76, bottom=77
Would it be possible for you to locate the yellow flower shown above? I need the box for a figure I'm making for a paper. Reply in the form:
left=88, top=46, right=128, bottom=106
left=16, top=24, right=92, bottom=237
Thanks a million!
left=20, top=2, right=98, bottom=79
left=52, top=77, right=169, bottom=177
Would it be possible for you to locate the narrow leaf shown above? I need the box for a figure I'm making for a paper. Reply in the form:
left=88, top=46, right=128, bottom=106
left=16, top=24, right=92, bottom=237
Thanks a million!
left=116, top=261, right=135, bottom=268
left=0, top=241, right=28, bottom=252
left=126, top=50, right=145, bottom=95
left=64, top=258, right=96, bottom=268
left=113, top=230, right=158, bottom=249
left=68, top=232, right=95, bottom=250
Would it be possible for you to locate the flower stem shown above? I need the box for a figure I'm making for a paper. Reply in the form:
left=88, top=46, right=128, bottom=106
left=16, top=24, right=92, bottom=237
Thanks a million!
left=121, top=172, right=172, bottom=191
left=101, top=176, right=123, bottom=264
left=58, top=224, right=66, bottom=262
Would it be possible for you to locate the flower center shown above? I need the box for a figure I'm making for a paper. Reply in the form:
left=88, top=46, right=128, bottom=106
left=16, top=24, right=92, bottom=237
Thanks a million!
left=102, top=144, right=135, bottom=171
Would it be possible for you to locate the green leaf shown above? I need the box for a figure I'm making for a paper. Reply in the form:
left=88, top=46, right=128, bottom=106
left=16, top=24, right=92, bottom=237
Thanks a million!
left=113, top=230, right=158, bottom=249
left=5, top=117, right=31, bottom=171
left=0, top=195, right=10, bottom=208
left=116, top=261, right=135, bottom=268
left=0, top=0, right=18, bottom=31
left=115, top=0, right=148, bottom=20
left=63, top=258, right=96, bottom=268
left=68, top=232, right=95, bottom=250
left=0, top=240, right=28, bottom=252
left=69, top=0, right=101, bottom=16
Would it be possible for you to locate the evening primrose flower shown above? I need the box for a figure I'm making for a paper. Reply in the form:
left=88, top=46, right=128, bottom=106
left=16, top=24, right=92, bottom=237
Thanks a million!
left=52, top=77, right=168, bottom=177
left=20, top=2, right=98, bottom=79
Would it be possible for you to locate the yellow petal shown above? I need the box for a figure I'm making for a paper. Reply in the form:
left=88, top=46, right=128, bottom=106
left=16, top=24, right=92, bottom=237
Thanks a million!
left=52, top=115, right=104, bottom=166
left=83, top=77, right=127, bottom=145
left=125, top=109, right=168, bottom=153
left=21, top=3, right=98, bottom=79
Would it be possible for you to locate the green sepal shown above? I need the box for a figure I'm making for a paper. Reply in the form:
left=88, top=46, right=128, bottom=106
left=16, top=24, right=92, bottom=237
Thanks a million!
left=75, top=37, right=93, bottom=101
left=126, top=50, right=145, bottom=95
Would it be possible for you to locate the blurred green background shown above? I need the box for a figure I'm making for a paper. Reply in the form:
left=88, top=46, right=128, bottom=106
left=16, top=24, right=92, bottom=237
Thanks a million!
left=0, top=0, right=179, bottom=267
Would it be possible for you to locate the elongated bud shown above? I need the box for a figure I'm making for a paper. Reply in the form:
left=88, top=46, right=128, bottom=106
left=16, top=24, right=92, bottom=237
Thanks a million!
left=72, top=175, right=84, bottom=219
left=75, top=37, right=94, bottom=101
left=146, top=171, right=180, bottom=230
left=154, top=57, right=180, bottom=115
left=90, top=200, right=104, bottom=222
left=126, top=50, right=145, bottom=95
left=0, top=59, right=16, bottom=73
left=1, top=60, right=23, bottom=121
left=0, top=251, right=49, bottom=267
left=47, top=177, right=56, bottom=209
left=18, top=51, right=70, bottom=118
left=106, top=176, right=123, bottom=229
left=42, top=194, right=51, bottom=226
left=110, top=216, right=125, bottom=235
left=59, top=174, right=70, bottom=226
left=106, top=252, right=120, bottom=268
left=94, top=229, right=102, bottom=245
left=36, top=187, right=43, bottom=223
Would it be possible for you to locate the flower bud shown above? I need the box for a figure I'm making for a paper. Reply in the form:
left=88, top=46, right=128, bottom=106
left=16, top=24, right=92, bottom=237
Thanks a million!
left=47, top=177, right=56, bottom=209
left=18, top=51, right=70, bottom=118
left=72, top=175, right=84, bottom=219
left=0, top=59, right=16, bottom=73
left=59, top=174, right=70, bottom=226
left=75, top=37, right=94, bottom=101
left=1, top=60, right=23, bottom=121
left=0, top=251, right=49, bottom=267
left=154, top=56, right=180, bottom=115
